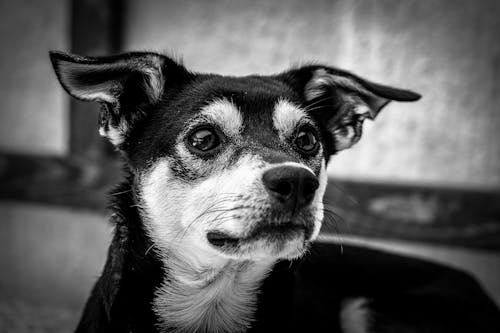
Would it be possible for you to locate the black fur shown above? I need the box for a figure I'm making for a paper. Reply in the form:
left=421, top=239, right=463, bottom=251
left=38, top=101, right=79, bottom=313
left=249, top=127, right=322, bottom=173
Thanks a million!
left=75, top=177, right=164, bottom=332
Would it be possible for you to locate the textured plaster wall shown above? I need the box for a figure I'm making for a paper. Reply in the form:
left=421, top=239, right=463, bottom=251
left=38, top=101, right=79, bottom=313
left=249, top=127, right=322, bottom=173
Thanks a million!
left=0, top=0, right=69, bottom=155
left=124, top=0, right=500, bottom=188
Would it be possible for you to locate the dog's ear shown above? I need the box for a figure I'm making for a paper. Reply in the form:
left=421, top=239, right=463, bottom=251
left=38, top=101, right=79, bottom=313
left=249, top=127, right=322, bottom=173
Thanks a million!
left=280, top=66, right=421, bottom=152
left=49, top=51, right=189, bottom=147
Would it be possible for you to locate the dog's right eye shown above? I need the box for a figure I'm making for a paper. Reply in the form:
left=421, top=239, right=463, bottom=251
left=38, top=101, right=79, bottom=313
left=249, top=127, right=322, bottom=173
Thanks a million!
left=187, top=127, right=220, bottom=153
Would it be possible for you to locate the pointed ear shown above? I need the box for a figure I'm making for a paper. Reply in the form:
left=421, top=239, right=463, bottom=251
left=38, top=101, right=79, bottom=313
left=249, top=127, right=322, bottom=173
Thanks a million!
left=281, top=66, right=421, bottom=151
left=49, top=51, right=188, bottom=147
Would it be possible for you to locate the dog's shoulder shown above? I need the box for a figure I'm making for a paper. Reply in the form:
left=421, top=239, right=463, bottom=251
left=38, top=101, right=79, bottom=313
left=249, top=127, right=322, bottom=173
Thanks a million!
left=254, top=242, right=500, bottom=333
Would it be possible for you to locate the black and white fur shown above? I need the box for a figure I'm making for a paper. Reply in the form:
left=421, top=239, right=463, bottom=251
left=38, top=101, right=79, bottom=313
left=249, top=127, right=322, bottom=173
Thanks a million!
left=50, top=51, right=500, bottom=333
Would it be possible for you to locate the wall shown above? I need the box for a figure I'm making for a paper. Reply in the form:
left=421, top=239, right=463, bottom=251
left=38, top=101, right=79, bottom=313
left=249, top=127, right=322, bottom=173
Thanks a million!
left=124, top=0, right=500, bottom=189
left=0, top=0, right=69, bottom=155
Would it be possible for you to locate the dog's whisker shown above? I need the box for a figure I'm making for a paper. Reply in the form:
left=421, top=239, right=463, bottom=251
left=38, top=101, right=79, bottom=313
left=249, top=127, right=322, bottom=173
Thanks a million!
left=324, top=183, right=360, bottom=206
left=303, top=104, right=334, bottom=113
left=188, top=194, right=247, bottom=222
left=320, top=208, right=348, bottom=254
left=129, top=203, right=144, bottom=209
left=183, top=198, right=243, bottom=227
left=172, top=204, right=256, bottom=243
left=189, top=204, right=257, bottom=239
left=304, top=95, right=335, bottom=110
left=145, top=244, right=155, bottom=256
left=109, top=189, right=133, bottom=196
left=320, top=209, right=343, bottom=233
left=323, top=208, right=348, bottom=231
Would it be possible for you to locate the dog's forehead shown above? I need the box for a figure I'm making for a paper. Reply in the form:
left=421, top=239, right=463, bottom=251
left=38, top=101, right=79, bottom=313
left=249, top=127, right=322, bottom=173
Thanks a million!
left=188, top=75, right=305, bottom=133
left=199, top=75, right=296, bottom=98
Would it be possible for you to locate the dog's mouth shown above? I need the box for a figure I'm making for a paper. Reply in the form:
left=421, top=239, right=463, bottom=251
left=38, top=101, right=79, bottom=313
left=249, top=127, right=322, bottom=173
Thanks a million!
left=207, top=223, right=308, bottom=250
left=206, top=231, right=241, bottom=248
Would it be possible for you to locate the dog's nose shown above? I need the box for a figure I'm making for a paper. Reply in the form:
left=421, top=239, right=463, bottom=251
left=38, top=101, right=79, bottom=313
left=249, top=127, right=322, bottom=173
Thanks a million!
left=262, top=166, right=319, bottom=210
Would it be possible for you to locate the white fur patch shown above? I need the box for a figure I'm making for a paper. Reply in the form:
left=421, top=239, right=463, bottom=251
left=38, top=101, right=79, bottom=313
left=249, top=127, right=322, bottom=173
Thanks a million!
left=140, top=154, right=275, bottom=264
left=98, top=120, right=128, bottom=146
left=310, top=160, right=328, bottom=241
left=76, top=90, right=116, bottom=103
left=304, top=69, right=372, bottom=101
left=140, top=158, right=196, bottom=259
left=272, top=99, right=308, bottom=139
left=332, top=126, right=356, bottom=151
left=142, top=56, right=165, bottom=102
left=353, top=103, right=371, bottom=117
left=274, top=161, right=315, bottom=176
left=201, top=98, right=244, bottom=138
left=154, top=259, right=274, bottom=333
left=338, top=95, right=372, bottom=119
left=340, top=298, right=372, bottom=333
left=330, top=98, right=372, bottom=151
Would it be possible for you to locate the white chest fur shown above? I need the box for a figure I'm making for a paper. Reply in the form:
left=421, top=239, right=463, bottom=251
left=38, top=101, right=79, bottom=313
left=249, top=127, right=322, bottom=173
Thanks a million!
left=153, top=259, right=274, bottom=333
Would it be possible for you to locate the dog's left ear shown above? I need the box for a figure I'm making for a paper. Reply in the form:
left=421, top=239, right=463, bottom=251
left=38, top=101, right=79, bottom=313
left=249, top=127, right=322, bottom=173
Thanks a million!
left=280, top=66, right=421, bottom=152
left=50, top=51, right=190, bottom=147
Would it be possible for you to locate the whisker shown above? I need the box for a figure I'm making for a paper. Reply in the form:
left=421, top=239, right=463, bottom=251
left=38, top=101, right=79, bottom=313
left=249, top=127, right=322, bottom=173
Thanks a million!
left=130, top=203, right=144, bottom=209
left=109, top=189, right=133, bottom=196
left=304, top=95, right=335, bottom=110
left=172, top=201, right=257, bottom=243
left=169, top=198, right=239, bottom=243
left=323, top=206, right=351, bottom=234
left=189, top=194, right=246, bottom=222
left=320, top=207, right=347, bottom=254
left=145, top=244, right=155, bottom=256
left=303, top=105, right=334, bottom=113
left=324, top=183, right=360, bottom=206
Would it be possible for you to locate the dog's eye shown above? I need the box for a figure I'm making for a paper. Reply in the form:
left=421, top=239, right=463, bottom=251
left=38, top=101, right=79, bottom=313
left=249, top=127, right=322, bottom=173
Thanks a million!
left=187, top=128, right=220, bottom=152
left=294, top=129, right=318, bottom=154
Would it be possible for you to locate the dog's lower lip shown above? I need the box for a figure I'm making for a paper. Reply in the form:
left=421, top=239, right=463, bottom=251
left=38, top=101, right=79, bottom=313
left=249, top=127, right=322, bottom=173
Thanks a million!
left=207, top=231, right=239, bottom=248
left=207, top=224, right=308, bottom=249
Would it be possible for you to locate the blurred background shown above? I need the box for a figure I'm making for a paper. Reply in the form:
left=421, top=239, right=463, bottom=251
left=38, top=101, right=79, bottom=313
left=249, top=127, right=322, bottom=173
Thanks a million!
left=0, top=0, right=499, bottom=331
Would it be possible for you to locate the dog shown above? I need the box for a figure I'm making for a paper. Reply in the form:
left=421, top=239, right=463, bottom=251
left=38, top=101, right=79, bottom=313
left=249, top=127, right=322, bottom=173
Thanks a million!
left=50, top=50, right=500, bottom=333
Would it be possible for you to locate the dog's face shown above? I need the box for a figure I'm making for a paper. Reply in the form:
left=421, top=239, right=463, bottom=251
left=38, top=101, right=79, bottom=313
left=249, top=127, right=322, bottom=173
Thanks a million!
left=50, top=52, right=419, bottom=262
left=137, top=82, right=328, bottom=262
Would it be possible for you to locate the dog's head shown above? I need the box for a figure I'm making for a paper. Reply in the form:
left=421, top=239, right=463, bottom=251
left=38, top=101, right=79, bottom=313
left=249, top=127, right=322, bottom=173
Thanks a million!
left=50, top=51, right=419, bottom=263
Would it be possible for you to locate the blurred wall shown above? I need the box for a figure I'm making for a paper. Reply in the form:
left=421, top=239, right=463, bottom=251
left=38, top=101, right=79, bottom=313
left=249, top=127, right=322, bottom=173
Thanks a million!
left=0, top=203, right=110, bottom=309
left=0, top=0, right=69, bottom=155
left=124, top=0, right=500, bottom=189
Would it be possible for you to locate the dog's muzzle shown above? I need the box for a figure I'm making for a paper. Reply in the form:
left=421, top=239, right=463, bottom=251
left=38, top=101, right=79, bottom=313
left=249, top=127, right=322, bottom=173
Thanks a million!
left=207, top=165, right=319, bottom=251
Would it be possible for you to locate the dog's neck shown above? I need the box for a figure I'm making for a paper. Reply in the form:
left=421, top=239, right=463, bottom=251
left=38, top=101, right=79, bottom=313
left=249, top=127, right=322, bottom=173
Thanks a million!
left=154, top=252, right=275, bottom=332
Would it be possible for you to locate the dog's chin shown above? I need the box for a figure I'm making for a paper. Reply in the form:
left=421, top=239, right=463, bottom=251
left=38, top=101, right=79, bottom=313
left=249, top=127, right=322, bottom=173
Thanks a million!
left=206, top=224, right=310, bottom=261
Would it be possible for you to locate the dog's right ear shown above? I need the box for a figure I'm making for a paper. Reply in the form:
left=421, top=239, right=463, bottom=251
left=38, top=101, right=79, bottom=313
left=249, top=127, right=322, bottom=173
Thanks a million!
left=49, top=51, right=190, bottom=147
left=279, top=65, right=420, bottom=153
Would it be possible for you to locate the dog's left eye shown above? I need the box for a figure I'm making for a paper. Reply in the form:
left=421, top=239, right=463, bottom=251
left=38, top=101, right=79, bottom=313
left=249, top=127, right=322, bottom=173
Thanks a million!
left=294, top=129, right=319, bottom=154
left=187, top=128, right=220, bottom=153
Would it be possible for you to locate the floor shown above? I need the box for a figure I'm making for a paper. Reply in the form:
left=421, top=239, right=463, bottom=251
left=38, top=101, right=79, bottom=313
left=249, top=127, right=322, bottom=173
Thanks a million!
left=0, top=201, right=499, bottom=331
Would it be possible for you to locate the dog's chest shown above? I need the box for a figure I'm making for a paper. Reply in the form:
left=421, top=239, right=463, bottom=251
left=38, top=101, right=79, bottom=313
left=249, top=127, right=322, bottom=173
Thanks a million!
left=153, top=261, right=273, bottom=333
